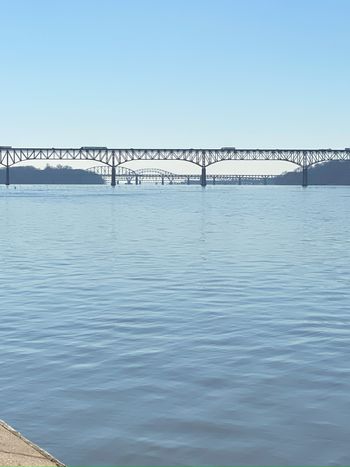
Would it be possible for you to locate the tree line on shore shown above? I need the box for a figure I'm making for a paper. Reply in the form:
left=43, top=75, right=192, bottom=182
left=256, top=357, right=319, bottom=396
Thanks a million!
left=0, top=165, right=104, bottom=184
left=273, top=160, right=350, bottom=185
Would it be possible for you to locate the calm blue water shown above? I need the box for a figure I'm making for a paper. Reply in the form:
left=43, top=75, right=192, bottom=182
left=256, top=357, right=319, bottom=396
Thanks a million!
left=1, top=185, right=350, bottom=466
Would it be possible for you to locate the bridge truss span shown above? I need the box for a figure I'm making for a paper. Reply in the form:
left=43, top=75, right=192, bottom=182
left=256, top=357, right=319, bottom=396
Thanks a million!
left=88, top=166, right=281, bottom=186
left=1, top=147, right=350, bottom=186
left=0, top=147, right=115, bottom=167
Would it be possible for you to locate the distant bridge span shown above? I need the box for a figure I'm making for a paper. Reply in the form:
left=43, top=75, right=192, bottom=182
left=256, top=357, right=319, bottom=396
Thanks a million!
left=1, top=146, right=350, bottom=186
left=88, top=166, right=276, bottom=185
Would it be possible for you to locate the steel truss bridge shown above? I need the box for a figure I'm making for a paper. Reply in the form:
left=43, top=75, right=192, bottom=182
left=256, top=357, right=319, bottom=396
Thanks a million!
left=88, top=166, right=276, bottom=185
left=1, top=146, right=350, bottom=186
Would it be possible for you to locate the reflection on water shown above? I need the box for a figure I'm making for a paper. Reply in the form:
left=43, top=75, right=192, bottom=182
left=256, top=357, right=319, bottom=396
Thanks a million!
left=1, top=185, right=350, bottom=466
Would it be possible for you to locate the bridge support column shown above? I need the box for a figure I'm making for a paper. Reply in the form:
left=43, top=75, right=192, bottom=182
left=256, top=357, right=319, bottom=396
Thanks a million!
left=238, top=176, right=242, bottom=185
left=5, top=165, right=10, bottom=186
left=111, top=153, right=116, bottom=187
left=302, top=151, right=308, bottom=187
left=201, top=166, right=207, bottom=187
left=161, top=176, right=164, bottom=185
left=213, top=176, right=216, bottom=185
left=187, top=176, right=190, bottom=185
left=302, top=166, right=308, bottom=187
left=111, top=165, right=116, bottom=187
left=135, top=175, right=139, bottom=185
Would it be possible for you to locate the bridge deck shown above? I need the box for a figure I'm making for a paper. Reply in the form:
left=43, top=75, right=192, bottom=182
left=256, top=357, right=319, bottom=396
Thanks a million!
left=0, top=420, right=64, bottom=466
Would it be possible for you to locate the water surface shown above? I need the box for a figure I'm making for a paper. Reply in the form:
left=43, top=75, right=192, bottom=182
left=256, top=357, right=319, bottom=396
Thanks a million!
left=1, top=185, right=350, bottom=466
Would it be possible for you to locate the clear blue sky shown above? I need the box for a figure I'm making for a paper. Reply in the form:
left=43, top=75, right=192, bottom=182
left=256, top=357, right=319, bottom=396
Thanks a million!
left=0, top=0, right=349, bottom=166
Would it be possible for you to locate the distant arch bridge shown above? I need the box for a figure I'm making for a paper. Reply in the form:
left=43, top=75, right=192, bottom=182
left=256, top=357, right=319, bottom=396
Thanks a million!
left=88, top=166, right=276, bottom=185
left=1, top=146, right=350, bottom=186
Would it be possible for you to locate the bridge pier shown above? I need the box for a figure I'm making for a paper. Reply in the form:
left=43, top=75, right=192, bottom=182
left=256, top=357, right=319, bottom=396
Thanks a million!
left=238, top=176, right=242, bottom=185
left=161, top=176, right=164, bottom=185
left=5, top=165, right=10, bottom=186
left=201, top=166, right=207, bottom=187
left=213, top=176, right=216, bottom=185
left=302, top=166, right=308, bottom=187
left=135, top=175, right=139, bottom=185
left=111, top=165, right=116, bottom=187
left=187, top=176, right=190, bottom=185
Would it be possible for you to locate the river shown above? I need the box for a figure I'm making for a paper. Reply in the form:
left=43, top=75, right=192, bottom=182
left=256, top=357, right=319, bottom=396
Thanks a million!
left=1, top=185, right=349, bottom=466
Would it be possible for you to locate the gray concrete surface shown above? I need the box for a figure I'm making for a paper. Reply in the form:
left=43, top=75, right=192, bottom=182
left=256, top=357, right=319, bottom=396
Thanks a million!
left=0, top=420, right=64, bottom=466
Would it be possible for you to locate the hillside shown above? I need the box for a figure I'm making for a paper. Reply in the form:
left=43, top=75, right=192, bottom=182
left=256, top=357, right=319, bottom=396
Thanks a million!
left=274, top=160, right=350, bottom=185
left=0, top=165, right=104, bottom=184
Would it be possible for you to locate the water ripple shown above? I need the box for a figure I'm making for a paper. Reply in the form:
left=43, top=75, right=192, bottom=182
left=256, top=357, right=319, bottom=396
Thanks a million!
left=1, top=185, right=350, bottom=466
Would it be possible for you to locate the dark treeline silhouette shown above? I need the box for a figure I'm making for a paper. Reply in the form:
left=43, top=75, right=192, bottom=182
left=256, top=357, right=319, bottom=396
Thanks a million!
left=0, top=165, right=104, bottom=184
left=274, top=160, right=350, bottom=185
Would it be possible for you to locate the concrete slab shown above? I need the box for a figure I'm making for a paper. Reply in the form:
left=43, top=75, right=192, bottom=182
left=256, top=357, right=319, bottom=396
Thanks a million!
left=0, top=420, right=64, bottom=467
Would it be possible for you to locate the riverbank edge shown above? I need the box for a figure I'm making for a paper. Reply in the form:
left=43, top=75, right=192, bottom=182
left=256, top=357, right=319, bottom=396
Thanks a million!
left=0, top=419, right=65, bottom=467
